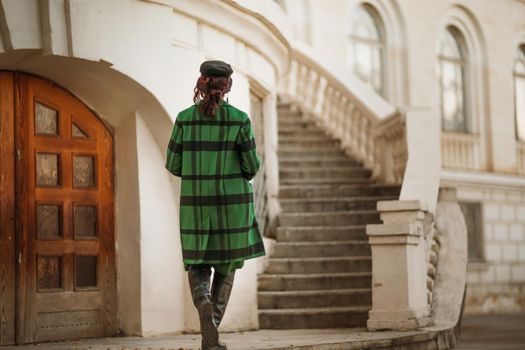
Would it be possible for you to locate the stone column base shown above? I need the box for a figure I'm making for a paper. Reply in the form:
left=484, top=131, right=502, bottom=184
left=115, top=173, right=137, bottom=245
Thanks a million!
left=367, top=307, right=432, bottom=331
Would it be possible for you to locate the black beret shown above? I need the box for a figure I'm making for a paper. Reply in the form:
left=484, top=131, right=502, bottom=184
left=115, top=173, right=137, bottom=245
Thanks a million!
left=199, top=60, right=233, bottom=77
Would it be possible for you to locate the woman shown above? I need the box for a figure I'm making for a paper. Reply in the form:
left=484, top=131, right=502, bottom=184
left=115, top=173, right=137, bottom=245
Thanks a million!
left=165, top=60, right=266, bottom=350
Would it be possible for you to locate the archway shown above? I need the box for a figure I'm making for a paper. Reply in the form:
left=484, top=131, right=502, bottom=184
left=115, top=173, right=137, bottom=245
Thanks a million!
left=0, top=51, right=182, bottom=344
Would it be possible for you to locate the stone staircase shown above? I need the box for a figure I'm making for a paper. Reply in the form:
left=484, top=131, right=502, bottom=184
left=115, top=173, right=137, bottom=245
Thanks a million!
left=257, top=103, right=401, bottom=329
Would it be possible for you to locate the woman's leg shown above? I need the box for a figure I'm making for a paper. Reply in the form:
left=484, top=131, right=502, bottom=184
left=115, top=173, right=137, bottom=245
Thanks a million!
left=211, top=261, right=243, bottom=327
left=187, top=264, right=220, bottom=348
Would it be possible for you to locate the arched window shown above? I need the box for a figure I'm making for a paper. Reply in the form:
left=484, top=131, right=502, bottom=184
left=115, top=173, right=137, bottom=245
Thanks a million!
left=438, top=27, right=469, bottom=133
left=348, top=5, right=386, bottom=97
left=514, top=45, right=525, bottom=141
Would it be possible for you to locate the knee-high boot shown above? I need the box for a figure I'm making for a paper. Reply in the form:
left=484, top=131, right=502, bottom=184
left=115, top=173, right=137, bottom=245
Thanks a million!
left=187, top=265, right=224, bottom=350
left=211, top=270, right=236, bottom=328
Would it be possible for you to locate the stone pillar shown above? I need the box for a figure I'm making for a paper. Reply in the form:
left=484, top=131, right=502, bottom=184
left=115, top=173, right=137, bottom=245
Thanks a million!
left=366, top=200, right=432, bottom=330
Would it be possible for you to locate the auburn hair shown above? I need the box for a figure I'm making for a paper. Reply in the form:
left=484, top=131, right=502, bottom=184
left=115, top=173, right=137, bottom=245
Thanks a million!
left=193, top=75, right=232, bottom=118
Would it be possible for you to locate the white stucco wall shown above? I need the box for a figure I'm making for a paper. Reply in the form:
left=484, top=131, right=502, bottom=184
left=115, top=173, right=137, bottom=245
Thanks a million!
left=307, top=0, right=525, bottom=174
left=0, top=0, right=285, bottom=336
left=115, top=112, right=142, bottom=335
left=136, top=113, right=186, bottom=335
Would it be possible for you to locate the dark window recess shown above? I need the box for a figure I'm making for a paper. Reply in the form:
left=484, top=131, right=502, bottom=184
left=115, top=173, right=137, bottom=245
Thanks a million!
left=75, top=255, right=97, bottom=288
left=459, top=202, right=484, bottom=262
left=37, top=256, right=62, bottom=290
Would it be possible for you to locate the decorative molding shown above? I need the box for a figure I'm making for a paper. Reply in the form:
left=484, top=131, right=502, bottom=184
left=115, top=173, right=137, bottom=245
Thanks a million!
left=439, top=4, right=491, bottom=170
left=441, top=169, right=525, bottom=189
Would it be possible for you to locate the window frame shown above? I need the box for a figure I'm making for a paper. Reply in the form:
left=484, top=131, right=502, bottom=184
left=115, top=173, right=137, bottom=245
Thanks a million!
left=438, top=26, right=471, bottom=134
left=348, top=4, right=388, bottom=99
left=514, top=44, right=525, bottom=141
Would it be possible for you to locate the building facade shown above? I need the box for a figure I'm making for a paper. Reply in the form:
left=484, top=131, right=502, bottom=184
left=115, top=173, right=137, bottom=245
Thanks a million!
left=0, top=0, right=523, bottom=346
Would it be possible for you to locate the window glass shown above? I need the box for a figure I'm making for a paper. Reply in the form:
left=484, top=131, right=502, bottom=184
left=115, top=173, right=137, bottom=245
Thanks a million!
left=349, top=6, right=385, bottom=97
left=438, top=28, right=468, bottom=132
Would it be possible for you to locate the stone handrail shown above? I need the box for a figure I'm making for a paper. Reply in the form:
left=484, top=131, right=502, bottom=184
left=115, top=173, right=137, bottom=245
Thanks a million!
left=279, top=42, right=443, bottom=331
left=279, top=42, right=404, bottom=185
left=442, top=131, right=481, bottom=170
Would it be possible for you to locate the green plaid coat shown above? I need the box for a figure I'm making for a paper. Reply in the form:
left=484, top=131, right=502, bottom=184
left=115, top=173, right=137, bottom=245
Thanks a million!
left=165, top=101, right=266, bottom=267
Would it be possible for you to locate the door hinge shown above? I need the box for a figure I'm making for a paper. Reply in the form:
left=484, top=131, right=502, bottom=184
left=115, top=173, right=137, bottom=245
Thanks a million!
left=16, top=149, right=21, bottom=160
left=18, top=252, right=22, bottom=264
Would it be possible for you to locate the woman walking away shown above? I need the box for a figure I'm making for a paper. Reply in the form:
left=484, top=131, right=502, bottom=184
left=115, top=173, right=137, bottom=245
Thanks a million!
left=165, top=60, right=266, bottom=350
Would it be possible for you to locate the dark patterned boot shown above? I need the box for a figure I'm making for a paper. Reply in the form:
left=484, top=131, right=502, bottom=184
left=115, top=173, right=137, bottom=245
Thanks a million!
left=187, top=265, right=220, bottom=348
left=211, top=270, right=236, bottom=328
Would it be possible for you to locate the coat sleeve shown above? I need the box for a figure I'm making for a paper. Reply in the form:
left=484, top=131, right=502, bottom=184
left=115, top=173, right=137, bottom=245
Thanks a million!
left=165, top=119, right=183, bottom=177
left=236, top=118, right=261, bottom=180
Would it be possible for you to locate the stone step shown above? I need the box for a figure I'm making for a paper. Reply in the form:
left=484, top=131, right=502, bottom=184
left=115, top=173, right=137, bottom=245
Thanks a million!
left=278, top=148, right=347, bottom=157
left=276, top=225, right=367, bottom=242
left=279, top=143, right=343, bottom=152
left=278, top=210, right=380, bottom=226
left=258, top=288, right=371, bottom=309
left=280, top=178, right=375, bottom=186
left=279, top=140, right=340, bottom=149
left=278, top=125, right=321, bottom=134
left=278, top=134, right=333, bottom=142
left=280, top=167, right=371, bottom=180
left=278, top=117, right=314, bottom=125
left=279, top=183, right=401, bottom=199
left=258, top=272, right=372, bottom=291
left=277, top=109, right=301, bottom=117
left=265, top=256, right=371, bottom=274
left=279, top=156, right=361, bottom=168
left=272, top=241, right=369, bottom=258
left=279, top=196, right=395, bottom=212
left=258, top=306, right=369, bottom=329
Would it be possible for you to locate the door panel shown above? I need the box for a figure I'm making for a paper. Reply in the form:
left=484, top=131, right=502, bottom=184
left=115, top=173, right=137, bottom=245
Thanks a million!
left=13, top=73, right=116, bottom=343
left=0, top=72, right=16, bottom=346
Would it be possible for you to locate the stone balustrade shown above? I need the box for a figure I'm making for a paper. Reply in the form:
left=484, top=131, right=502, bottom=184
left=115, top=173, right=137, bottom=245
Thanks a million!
left=441, top=131, right=481, bottom=170
left=280, top=42, right=442, bottom=331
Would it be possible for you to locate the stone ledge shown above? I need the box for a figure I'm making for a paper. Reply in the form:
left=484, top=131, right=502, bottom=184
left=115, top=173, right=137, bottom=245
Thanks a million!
left=11, top=327, right=459, bottom=350
left=366, top=223, right=422, bottom=236
left=377, top=200, right=429, bottom=212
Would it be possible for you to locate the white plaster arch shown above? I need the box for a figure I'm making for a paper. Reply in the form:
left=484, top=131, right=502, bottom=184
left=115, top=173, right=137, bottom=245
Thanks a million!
left=350, top=0, right=409, bottom=105
left=0, top=50, right=185, bottom=336
left=437, top=4, right=491, bottom=169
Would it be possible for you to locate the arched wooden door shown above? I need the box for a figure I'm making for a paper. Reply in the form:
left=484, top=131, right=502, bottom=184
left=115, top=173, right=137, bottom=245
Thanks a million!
left=0, top=72, right=116, bottom=344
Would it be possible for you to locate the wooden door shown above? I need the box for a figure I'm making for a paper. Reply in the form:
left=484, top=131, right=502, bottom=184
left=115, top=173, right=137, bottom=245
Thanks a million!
left=0, top=72, right=16, bottom=346
left=11, top=72, right=116, bottom=343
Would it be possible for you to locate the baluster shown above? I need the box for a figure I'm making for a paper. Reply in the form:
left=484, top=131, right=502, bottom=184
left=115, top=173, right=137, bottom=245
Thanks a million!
left=330, top=90, right=340, bottom=136
left=288, top=60, right=298, bottom=98
left=314, top=76, right=327, bottom=116
left=342, top=101, right=353, bottom=149
left=351, top=109, right=359, bottom=154
left=334, top=93, right=344, bottom=139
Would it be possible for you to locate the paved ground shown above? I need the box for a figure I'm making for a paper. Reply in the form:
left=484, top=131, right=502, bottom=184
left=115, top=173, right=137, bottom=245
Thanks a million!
left=456, top=313, right=525, bottom=350
left=2, top=328, right=433, bottom=350
left=4, top=313, right=524, bottom=349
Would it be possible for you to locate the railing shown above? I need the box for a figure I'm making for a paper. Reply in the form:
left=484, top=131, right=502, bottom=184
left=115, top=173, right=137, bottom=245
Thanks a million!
left=280, top=42, right=442, bottom=330
left=441, top=131, right=481, bottom=170
left=517, top=141, right=525, bottom=174
left=373, top=113, right=407, bottom=183
left=280, top=44, right=404, bottom=183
